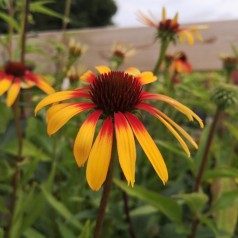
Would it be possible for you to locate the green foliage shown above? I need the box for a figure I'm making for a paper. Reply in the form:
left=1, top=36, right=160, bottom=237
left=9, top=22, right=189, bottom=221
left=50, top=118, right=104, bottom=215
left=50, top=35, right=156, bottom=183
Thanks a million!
left=0, top=2, right=238, bottom=238
left=30, top=0, right=117, bottom=31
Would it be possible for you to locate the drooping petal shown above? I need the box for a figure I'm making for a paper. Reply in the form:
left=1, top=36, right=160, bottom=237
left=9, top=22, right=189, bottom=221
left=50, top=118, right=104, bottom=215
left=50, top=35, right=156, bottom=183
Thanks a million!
left=124, top=67, right=141, bottom=77
left=73, top=110, right=102, bottom=167
left=136, top=71, right=157, bottom=85
left=115, top=112, right=136, bottom=186
left=156, top=109, right=198, bottom=149
left=7, top=78, right=21, bottom=107
left=95, top=66, right=111, bottom=75
left=26, top=74, right=55, bottom=94
left=162, top=7, right=166, bottom=22
left=136, top=103, right=191, bottom=157
left=47, top=102, right=95, bottom=135
left=35, top=90, right=90, bottom=114
left=137, top=103, right=198, bottom=149
left=180, top=30, right=194, bottom=45
left=172, top=12, right=179, bottom=25
left=80, top=70, right=96, bottom=84
left=125, top=112, right=168, bottom=185
left=0, top=77, right=12, bottom=96
left=86, top=117, right=113, bottom=191
left=141, top=92, right=204, bottom=128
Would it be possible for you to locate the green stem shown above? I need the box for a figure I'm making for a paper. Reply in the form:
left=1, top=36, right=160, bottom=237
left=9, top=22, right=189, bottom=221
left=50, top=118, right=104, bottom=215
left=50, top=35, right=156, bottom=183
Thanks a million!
left=93, top=147, right=116, bottom=238
left=7, top=1, right=30, bottom=236
left=188, top=107, right=221, bottom=238
left=62, top=0, right=71, bottom=37
left=7, top=0, right=14, bottom=60
left=20, top=0, right=30, bottom=64
left=153, top=40, right=169, bottom=76
left=121, top=173, right=136, bottom=238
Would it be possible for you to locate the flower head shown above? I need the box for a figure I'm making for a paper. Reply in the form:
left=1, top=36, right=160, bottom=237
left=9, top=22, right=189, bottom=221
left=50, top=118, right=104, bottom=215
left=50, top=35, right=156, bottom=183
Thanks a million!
left=35, top=66, right=203, bottom=191
left=68, top=38, right=87, bottom=57
left=110, top=42, right=136, bottom=70
left=220, top=54, right=238, bottom=73
left=169, top=51, right=192, bottom=73
left=0, top=61, right=55, bottom=106
left=137, top=7, right=207, bottom=45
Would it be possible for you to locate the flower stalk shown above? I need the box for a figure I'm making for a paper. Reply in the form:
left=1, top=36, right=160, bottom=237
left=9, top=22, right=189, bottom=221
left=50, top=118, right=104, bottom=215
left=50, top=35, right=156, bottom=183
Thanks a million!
left=7, top=1, right=30, bottom=236
left=93, top=144, right=116, bottom=238
left=153, top=40, right=169, bottom=76
left=188, top=108, right=221, bottom=238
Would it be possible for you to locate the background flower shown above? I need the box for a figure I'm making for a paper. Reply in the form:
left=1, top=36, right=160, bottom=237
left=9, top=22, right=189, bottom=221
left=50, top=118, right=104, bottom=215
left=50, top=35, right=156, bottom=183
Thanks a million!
left=0, top=62, right=55, bottom=106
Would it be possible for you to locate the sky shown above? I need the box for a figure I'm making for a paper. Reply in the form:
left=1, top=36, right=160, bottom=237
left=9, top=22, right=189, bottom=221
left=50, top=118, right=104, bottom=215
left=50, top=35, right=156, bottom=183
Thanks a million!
left=112, top=0, right=238, bottom=27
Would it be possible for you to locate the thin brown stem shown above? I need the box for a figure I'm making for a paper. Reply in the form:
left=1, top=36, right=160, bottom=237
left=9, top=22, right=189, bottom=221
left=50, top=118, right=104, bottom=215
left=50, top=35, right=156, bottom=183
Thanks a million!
left=194, top=108, right=221, bottom=192
left=93, top=151, right=115, bottom=238
left=122, top=190, right=137, bottom=238
left=188, top=108, right=221, bottom=238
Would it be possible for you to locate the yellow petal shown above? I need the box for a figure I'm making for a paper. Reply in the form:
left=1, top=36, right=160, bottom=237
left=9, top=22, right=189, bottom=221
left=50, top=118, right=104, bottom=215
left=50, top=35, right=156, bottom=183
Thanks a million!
left=124, top=67, right=141, bottom=77
left=0, top=78, right=12, bottom=96
left=95, top=66, right=111, bottom=75
left=46, top=103, right=71, bottom=123
left=137, top=71, right=157, bottom=85
left=157, top=110, right=198, bottom=149
left=142, top=93, right=204, bottom=128
left=80, top=70, right=96, bottom=84
left=35, top=91, right=79, bottom=114
left=162, top=7, right=166, bottom=22
left=115, top=112, right=136, bottom=186
left=153, top=112, right=190, bottom=157
left=33, top=75, right=55, bottom=94
left=192, top=31, right=203, bottom=42
left=126, top=113, right=168, bottom=185
left=47, top=102, right=94, bottom=135
left=86, top=117, right=113, bottom=191
left=172, top=12, right=179, bottom=25
left=180, top=30, right=194, bottom=45
left=7, top=78, right=21, bottom=107
left=136, top=103, right=191, bottom=157
left=73, top=110, right=102, bottom=167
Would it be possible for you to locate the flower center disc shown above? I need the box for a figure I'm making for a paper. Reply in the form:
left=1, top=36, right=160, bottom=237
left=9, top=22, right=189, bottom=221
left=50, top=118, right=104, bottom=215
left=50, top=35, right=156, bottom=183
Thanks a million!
left=5, top=62, right=27, bottom=77
left=90, top=72, right=142, bottom=116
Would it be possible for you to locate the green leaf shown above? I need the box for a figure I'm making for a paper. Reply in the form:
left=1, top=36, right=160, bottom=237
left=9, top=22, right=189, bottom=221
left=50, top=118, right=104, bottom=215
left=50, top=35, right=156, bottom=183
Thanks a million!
left=156, top=140, right=188, bottom=160
left=41, top=186, right=82, bottom=229
left=78, top=220, right=92, bottom=238
left=23, top=228, right=46, bottom=238
left=178, top=192, right=208, bottom=216
left=0, top=12, right=20, bottom=31
left=114, top=179, right=182, bottom=223
left=30, top=1, right=64, bottom=19
left=130, top=205, right=158, bottom=217
left=225, top=121, right=238, bottom=140
left=0, top=228, right=4, bottom=238
left=57, top=221, right=75, bottom=238
left=0, top=101, right=13, bottom=134
left=0, top=139, right=51, bottom=161
left=211, top=189, right=238, bottom=212
left=204, top=167, right=238, bottom=180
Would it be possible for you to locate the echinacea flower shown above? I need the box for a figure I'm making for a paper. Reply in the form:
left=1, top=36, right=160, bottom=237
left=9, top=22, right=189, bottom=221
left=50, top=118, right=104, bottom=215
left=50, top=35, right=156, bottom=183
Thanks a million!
left=0, top=61, right=55, bottom=107
left=137, top=7, right=207, bottom=45
left=68, top=38, right=87, bottom=57
left=110, top=42, right=136, bottom=70
left=169, top=52, right=192, bottom=73
left=35, top=66, right=203, bottom=191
